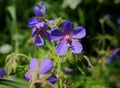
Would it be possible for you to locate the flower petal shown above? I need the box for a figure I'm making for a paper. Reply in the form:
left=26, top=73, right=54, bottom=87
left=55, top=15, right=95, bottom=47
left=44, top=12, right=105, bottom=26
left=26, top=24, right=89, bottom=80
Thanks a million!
left=112, top=48, right=120, bottom=56
left=32, top=27, right=37, bottom=37
left=49, top=20, right=55, bottom=25
left=44, top=30, right=51, bottom=41
left=41, top=2, right=46, bottom=14
left=47, top=74, right=57, bottom=84
left=0, top=69, right=6, bottom=77
left=106, top=57, right=111, bottom=63
left=30, top=58, right=38, bottom=72
left=35, top=22, right=46, bottom=29
left=34, top=34, right=44, bottom=46
left=72, top=26, right=86, bottom=39
left=34, top=5, right=43, bottom=16
left=51, top=28, right=63, bottom=41
left=39, top=58, right=53, bottom=75
left=62, top=21, right=73, bottom=34
left=65, top=68, right=72, bottom=74
left=70, top=40, right=83, bottom=54
left=24, top=72, right=31, bottom=81
left=28, top=18, right=40, bottom=27
left=56, top=40, right=68, bottom=55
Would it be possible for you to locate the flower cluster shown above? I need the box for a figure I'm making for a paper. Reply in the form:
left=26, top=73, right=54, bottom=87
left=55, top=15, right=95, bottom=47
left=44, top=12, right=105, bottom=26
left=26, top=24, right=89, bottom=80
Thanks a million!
left=28, top=2, right=54, bottom=46
left=26, top=2, right=86, bottom=87
left=28, top=2, right=86, bottom=56
left=51, top=21, right=86, bottom=55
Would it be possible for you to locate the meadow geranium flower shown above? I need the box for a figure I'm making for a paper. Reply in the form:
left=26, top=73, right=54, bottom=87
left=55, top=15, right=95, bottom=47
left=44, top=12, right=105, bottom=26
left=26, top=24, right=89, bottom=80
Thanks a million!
left=112, top=48, right=120, bottom=61
left=117, top=18, right=120, bottom=25
left=51, top=21, right=86, bottom=55
left=106, top=48, right=120, bottom=63
left=64, top=68, right=72, bottom=74
left=28, top=2, right=46, bottom=28
left=105, top=14, right=110, bottom=20
left=28, top=2, right=54, bottom=46
left=25, top=58, right=57, bottom=84
left=0, top=69, right=6, bottom=78
left=117, top=18, right=120, bottom=29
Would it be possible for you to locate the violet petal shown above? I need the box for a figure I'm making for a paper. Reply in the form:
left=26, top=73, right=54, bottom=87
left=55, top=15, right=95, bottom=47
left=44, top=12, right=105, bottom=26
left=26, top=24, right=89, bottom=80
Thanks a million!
left=34, top=5, right=43, bottom=16
left=32, top=27, right=37, bottom=37
left=30, top=58, right=38, bottom=72
left=24, top=72, right=31, bottom=81
left=56, top=40, right=68, bottom=55
left=62, top=21, right=73, bottom=34
left=44, top=30, right=51, bottom=41
left=70, top=40, right=83, bottom=54
left=34, top=34, right=44, bottom=46
left=112, top=48, right=120, bottom=56
left=41, top=2, right=46, bottom=14
left=51, top=28, right=63, bottom=41
left=49, top=20, right=55, bottom=25
left=35, top=22, right=46, bottom=29
left=72, top=26, right=86, bottom=39
left=106, top=57, right=111, bottom=63
left=0, top=69, right=6, bottom=78
left=28, top=18, right=40, bottom=28
left=39, top=58, right=53, bottom=75
left=47, top=74, right=57, bottom=84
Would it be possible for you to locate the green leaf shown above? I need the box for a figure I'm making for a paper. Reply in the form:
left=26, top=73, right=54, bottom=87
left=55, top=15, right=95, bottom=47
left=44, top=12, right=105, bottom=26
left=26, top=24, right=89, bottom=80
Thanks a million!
left=0, top=78, right=30, bottom=88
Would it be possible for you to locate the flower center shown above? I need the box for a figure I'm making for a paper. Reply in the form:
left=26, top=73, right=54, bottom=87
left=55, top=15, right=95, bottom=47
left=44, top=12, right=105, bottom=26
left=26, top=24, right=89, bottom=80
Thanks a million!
left=64, top=35, right=70, bottom=40
left=64, top=35, right=72, bottom=44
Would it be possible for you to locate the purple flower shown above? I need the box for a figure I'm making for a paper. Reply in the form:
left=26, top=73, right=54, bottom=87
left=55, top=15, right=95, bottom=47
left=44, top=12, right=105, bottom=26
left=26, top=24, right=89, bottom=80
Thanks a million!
left=31, top=26, right=51, bottom=46
left=106, top=57, right=111, bottom=63
left=112, top=48, right=120, bottom=61
left=34, top=2, right=46, bottom=17
left=28, top=2, right=53, bottom=46
left=64, top=68, right=72, bottom=74
left=51, top=21, right=86, bottom=55
left=0, top=69, right=6, bottom=78
left=106, top=48, right=120, bottom=63
left=117, top=18, right=120, bottom=25
left=25, top=58, right=57, bottom=84
left=105, top=14, right=110, bottom=20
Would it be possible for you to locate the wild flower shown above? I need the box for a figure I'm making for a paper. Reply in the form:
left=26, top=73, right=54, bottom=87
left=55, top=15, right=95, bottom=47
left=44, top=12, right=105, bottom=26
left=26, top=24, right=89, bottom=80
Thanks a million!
left=117, top=18, right=120, bottom=25
left=64, top=68, right=72, bottom=74
left=0, top=69, right=6, bottom=78
left=28, top=2, right=53, bottom=46
left=25, top=58, right=57, bottom=84
left=105, top=14, right=110, bottom=20
left=106, top=48, right=120, bottom=63
left=51, top=21, right=86, bottom=55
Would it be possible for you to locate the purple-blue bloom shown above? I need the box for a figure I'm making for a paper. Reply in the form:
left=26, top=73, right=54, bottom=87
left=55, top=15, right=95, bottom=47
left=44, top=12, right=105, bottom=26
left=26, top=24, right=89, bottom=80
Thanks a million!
left=28, top=2, right=52, bottom=46
left=25, top=58, right=57, bottom=84
left=51, top=21, right=86, bottom=55
left=106, top=48, right=120, bottom=63
left=64, top=68, right=72, bottom=74
left=33, top=3, right=46, bottom=17
left=105, top=14, right=110, bottom=20
left=0, top=69, right=6, bottom=78
left=117, top=18, right=120, bottom=25
left=106, top=57, right=112, bottom=63
left=111, top=48, right=120, bottom=61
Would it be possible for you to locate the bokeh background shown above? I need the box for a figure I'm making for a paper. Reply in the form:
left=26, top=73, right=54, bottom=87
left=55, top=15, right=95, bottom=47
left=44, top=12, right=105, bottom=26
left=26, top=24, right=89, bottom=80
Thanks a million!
left=0, top=0, right=120, bottom=88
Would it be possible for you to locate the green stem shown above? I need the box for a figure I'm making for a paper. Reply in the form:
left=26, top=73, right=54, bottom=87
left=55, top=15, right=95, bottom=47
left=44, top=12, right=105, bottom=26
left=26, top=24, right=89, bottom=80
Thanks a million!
left=17, top=53, right=30, bottom=60
left=60, top=78, right=63, bottom=88
left=101, top=23, right=105, bottom=35
left=58, top=57, right=63, bottom=88
left=101, top=23, right=106, bottom=50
